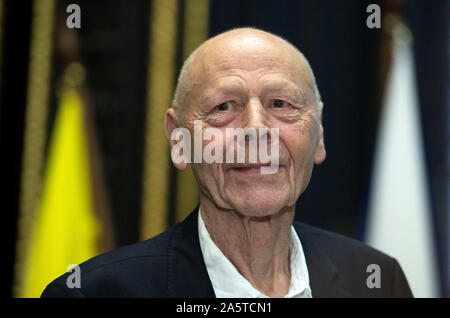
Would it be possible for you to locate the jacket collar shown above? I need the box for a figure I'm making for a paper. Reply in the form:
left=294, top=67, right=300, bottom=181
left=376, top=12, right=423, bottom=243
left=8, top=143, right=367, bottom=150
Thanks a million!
left=167, top=207, right=350, bottom=298
left=293, top=222, right=351, bottom=297
left=166, top=207, right=216, bottom=297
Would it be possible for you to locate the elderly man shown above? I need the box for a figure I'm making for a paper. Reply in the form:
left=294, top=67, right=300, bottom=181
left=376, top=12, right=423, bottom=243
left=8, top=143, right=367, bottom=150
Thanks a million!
left=42, top=28, right=412, bottom=298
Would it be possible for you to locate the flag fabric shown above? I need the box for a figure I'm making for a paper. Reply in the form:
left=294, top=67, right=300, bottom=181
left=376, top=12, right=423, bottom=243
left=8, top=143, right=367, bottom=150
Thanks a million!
left=19, top=87, right=100, bottom=297
left=365, top=23, right=439, bottom=298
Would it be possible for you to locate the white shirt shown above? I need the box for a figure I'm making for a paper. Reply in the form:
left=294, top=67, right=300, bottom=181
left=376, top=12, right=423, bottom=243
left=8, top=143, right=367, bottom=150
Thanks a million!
left=198, top=208, right=312, bottom=298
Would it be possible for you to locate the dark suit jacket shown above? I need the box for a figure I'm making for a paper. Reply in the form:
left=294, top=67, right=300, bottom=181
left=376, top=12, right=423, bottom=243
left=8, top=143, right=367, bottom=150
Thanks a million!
left=41, top=208, right=413, bottom=298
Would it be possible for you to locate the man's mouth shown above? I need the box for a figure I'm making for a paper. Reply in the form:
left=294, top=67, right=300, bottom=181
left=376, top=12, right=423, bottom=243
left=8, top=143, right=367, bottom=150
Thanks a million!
left=228, top=163, right=275, bottom=174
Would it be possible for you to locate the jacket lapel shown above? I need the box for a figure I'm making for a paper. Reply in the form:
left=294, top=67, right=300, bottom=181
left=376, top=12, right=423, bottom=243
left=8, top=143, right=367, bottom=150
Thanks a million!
left=294, top=222, right=351, bottom=297
left=166, top=207, right=216, bottom=297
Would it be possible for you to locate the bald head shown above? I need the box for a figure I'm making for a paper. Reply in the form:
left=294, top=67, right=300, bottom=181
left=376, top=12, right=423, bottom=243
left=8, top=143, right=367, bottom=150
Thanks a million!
left=172, top=27, right=321, bottom=124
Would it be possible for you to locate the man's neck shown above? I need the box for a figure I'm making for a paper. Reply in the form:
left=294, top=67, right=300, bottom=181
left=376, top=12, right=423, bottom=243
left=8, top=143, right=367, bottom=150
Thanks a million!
left=199, top=197, right=295, bottom=297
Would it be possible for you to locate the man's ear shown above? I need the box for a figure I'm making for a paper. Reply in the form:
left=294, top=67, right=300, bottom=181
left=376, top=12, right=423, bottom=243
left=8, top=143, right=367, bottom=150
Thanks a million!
left=314, top=101, right=326, bottom=164
left=165, top=108, right=188, bottom=171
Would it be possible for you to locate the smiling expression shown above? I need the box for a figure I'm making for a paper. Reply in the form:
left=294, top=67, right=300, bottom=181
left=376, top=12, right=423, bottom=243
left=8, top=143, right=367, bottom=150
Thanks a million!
left=168, top=29, right=326, bottom=217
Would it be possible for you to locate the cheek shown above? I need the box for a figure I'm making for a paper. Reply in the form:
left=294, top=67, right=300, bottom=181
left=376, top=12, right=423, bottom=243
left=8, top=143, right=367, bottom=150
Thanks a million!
left=280, top=121, right=318, bottom=172
left=192, top=163, right=224, bottom=193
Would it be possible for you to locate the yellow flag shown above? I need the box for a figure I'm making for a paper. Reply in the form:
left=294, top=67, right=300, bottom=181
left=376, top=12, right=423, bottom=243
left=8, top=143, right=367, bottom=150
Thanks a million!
left=20, top=87, right=100, bottom=297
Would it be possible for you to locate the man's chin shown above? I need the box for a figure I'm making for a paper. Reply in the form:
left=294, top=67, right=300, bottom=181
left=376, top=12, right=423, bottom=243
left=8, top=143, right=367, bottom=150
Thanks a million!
left=226, top=191, right=289, bottom=217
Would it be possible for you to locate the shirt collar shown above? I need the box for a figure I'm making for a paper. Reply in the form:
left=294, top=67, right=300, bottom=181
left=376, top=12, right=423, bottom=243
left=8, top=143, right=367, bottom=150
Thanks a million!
left=198, top=207, right=312, bottom=298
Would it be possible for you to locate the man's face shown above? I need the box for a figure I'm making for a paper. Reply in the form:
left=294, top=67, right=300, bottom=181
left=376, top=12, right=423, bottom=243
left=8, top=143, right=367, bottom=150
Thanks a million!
left=175, top=34, right=325, bottom=216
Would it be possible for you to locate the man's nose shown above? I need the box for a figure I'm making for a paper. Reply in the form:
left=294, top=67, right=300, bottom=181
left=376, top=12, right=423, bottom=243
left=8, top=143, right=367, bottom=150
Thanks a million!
left=242, top=98, right=271, bottom=143
left=243, top=98, right=269, bottom=130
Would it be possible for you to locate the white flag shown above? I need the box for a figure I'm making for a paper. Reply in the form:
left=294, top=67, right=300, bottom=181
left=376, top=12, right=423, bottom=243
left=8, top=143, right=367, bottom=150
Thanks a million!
left=365, top=23, right=439, bottom=298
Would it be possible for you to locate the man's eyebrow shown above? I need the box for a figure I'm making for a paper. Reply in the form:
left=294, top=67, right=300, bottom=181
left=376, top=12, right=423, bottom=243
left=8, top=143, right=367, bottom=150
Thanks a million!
left=261, top=80, right=308, bottom=104
left=201, top=80, right=246, bottom=104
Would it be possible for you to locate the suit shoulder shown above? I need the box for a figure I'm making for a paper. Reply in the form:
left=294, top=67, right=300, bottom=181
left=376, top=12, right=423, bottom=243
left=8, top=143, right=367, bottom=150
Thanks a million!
left=293, top=221, right=395, bottom=263
left=42, top=224, right=178, bottom=297
left=293, top=221, right=413, bottom=297
left=81, top=224, right=175, bottom=272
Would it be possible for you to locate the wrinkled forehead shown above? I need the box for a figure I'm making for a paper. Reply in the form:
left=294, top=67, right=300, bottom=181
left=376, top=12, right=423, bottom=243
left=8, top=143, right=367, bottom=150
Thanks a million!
left=191, top=33, right=314, bottom=91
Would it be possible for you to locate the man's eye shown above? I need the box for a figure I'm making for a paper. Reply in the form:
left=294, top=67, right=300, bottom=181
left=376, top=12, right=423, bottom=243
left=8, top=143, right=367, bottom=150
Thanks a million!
left=272, top=99, right=287, bottom=108
left=217, top=102, right=232, bottom=111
